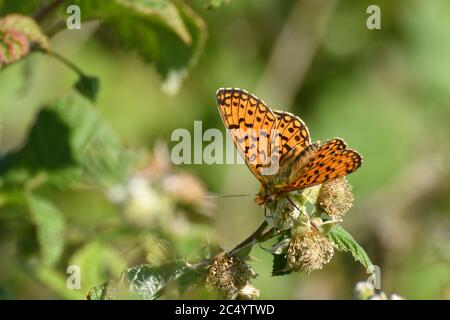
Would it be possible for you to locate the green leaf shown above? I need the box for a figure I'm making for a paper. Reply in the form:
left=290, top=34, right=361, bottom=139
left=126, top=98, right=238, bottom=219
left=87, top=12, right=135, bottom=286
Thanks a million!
left=126, top=264, right=170, bottom=299
left=0, top=14, right=50, bottom=68
left=327, top=225, right=374, bottom=274
left=86, top=281, right=121, bottom=300
left=126, top=261, right=207, bottom=299
left=173, top=264, right=208, bottom=294
left=35, top=267, right=84, bottom=300
left=68, top=0, right=207, bottom=92
left=26, top=194, right=65, bottom=267
left=0, top=93, right=135, bottom=187
left=270, top=230, right=292, bottom=276
left=86, top=283, right=108, bottom=300
left=271, top=253, right=292, bottom=276
left=75, top=74, right=100, bottom=102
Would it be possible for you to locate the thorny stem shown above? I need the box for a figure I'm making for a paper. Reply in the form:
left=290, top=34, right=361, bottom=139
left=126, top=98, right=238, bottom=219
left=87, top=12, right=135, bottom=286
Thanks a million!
left=187, top=220, right=275, bottom=270
left=228, top=221, right=278, bottom=256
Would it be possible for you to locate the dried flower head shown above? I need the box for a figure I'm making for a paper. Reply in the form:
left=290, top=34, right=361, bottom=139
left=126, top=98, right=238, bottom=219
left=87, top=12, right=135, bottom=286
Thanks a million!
left=206, top=253, right=257, bottom=299
left=287, top=230, right=334, bottom=273
left=317, top=177, right=354, bottom=219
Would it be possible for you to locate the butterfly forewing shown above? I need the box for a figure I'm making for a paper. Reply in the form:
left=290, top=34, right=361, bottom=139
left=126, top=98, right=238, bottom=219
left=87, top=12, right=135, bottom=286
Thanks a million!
left=216, top=88, right=278, bottom=181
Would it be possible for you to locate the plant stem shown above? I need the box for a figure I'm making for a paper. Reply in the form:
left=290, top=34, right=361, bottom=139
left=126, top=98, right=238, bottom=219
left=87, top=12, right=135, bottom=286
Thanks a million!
left=48, top=50, right=84, bottom=76
left=34, top=0, right=65, bottom=23
left=229, top=221, right=274, bottom=256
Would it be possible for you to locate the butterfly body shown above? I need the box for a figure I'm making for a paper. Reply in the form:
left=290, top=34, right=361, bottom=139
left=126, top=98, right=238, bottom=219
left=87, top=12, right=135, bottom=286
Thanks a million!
left=216, top=88, right=362, bottom=207
left=255, top=142, right=320, bottom=205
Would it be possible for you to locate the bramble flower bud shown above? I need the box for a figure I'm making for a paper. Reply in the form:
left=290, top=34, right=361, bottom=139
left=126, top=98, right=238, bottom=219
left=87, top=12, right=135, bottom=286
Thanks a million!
left=237, top=284, right=260, bottom=300
left=206, top=253, right=257, bottom=299
left=287, top=229, right=334, bottom=273
left=267, top=196, right=301, bottom=231
left=317, top=177, right=354, bottom=219
left=354, top=281, right=375, bottom=300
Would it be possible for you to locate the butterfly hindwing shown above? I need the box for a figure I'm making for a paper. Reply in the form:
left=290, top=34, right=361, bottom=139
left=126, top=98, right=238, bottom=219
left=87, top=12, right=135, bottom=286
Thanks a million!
left=272, top=111, right=311, bottom=165
left=284, top=138, right=362, bottom=190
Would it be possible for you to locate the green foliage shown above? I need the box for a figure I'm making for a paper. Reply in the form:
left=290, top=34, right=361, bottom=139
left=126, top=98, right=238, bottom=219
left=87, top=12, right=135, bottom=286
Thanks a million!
left=1, top=0, right=448, bottom=300
left=270, top=230, right=292, bottom=276
left=271, top=253, right=291, bottom=277
left=26, top=194, right=65, bottom=268
left=75, top=74, right=100, bottom=102
left=71, top=242, right=126, bottom=294
left=86, top=261, right=209, bottom=300
left=0, top=93, right=135, bottom=188
left=0, top=0, right=42, bottom=16
left=205, top=0, right=231, bottom=10
left=68, top=0, right=207, bottom=90
left=327, top=225, right=374, bottom=274
left=125, top=262, right=207, bottom=300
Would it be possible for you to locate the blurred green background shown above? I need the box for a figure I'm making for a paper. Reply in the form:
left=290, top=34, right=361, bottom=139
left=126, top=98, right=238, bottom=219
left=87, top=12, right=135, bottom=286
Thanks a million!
left=0, top=0, right=449, bottom=299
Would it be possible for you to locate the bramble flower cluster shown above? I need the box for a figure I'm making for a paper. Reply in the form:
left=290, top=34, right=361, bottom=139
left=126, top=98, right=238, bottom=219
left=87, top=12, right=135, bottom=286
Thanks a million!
left=269, top=177, right=355, bottom=274
left=287, top=229, right=335, bottom=273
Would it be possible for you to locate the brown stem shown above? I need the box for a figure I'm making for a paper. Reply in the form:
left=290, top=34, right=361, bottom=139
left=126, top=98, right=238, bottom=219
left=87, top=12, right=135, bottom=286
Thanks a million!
left=228, top=221, right=271, bottom=256
left=34, top=0, right=64, bottom=23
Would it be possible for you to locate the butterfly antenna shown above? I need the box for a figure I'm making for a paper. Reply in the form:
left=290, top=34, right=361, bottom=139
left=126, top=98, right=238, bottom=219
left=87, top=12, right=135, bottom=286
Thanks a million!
left=203, top=193, right=257, bottom=199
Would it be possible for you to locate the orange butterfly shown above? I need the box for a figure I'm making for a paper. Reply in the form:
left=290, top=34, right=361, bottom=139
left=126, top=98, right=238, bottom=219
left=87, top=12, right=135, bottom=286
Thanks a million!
left=216, top=88, right=362, bottom=205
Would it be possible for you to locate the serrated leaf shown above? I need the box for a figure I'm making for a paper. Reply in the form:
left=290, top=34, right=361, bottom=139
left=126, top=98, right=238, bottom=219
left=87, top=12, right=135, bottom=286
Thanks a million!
left=26, top=194, right=65, bottom=267
left=69, top=0, right=206, bottom=92
left=0, top=14, right=49, bottom=68
left=126, top=264, right=170, bottom=299
left=271, top=253, right=292, bottom=276
left=126, top=261, right=207, bottom=299
left=327, top=225, right=374, bottom=274
left=75, top=74, right=100, bottom=102
left=270, top=230, right=293, bottom=276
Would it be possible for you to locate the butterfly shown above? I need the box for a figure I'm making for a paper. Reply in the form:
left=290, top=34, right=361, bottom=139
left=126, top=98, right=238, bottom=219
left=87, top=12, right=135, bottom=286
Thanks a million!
left=216, top=88, right=362, bottom=205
